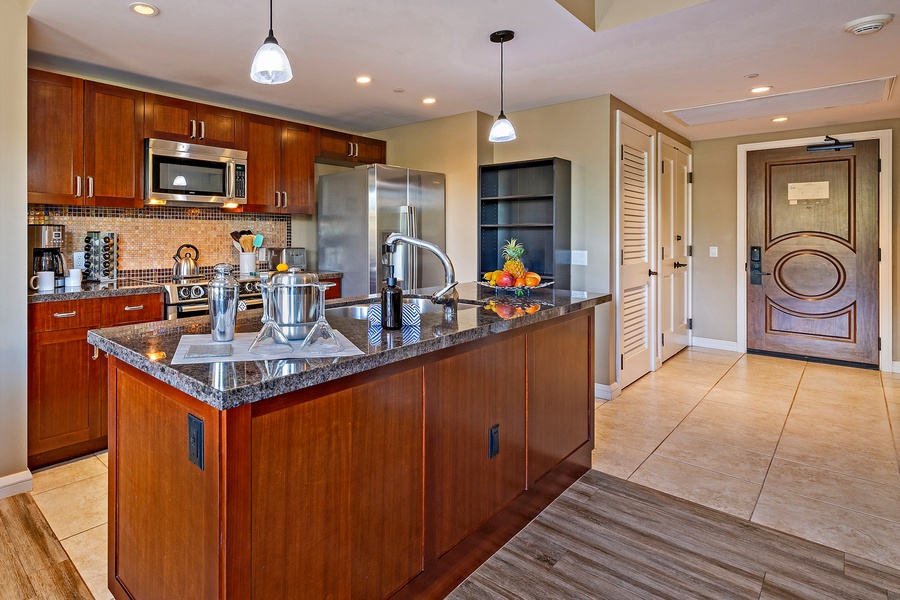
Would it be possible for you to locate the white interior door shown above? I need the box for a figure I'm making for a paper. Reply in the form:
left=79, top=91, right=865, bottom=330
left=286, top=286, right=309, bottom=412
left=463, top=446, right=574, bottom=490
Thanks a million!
left=617, top=115, right=656, bottom=388
left=658, top=135, right=692, bottom=362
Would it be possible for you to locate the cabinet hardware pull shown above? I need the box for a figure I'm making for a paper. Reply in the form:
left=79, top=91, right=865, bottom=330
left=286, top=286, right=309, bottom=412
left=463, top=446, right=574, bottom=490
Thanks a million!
left=190, top=119, right=197, bottom=139
left=92, top=346, right=99, bottom=360
left=75, top=175, right=82, bottom=198
left=282, top=191, right=288, bottom=207
left=353, top=142, right=359, bottom=157
left=199, top=120, right=205, bottom=140
left=124, top=305, right=144, bottom=311
left=348, top=141, right=353, bottom=157
left=53, top=311, right=77, bottom=318
left=275, top=191, right=281, bottom=207
left=87, top=176, right=94, bottom=199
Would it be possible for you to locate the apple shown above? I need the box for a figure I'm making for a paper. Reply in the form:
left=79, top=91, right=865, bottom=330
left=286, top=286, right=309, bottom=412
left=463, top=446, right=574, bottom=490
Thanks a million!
left=496, top=272, right=515, bottom=287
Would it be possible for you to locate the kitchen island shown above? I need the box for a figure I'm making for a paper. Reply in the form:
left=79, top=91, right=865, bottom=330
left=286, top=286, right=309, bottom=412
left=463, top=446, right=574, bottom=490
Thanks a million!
left=88, top=282, right=609, bottom=600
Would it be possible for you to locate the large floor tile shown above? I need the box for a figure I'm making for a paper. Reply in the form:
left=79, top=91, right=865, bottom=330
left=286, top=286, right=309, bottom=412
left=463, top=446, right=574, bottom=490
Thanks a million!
left=591, top=441, right=651, bottom=480
left=753, top=485, right=900, bottom=571
left=94, top=451, right=109, bottom=468
left=764, top=458, right=900, bottom=522
left=774, top=432, right=900, bottom=488
left=675, top=414, right=782, bottom=455
left=657, top=355, right=732, bottom=379
left=714, top=373, right=799, bottom=400
left=689, top=399, right=788, bottom=434
left=801, top=363, right=883, bottom=393
left=596, top=403, right=687, bottom=431
left=629, top=454, right=761, bottom=519
left=594, top=415, right=674, bottom=453
left=625, top=375, right=713, bottom=399
left=677, top=347, right=744, bottom=365
left=60, top=524, right=112, bottom=600
left=701, top=386, right=794, bottom=414
left=792, top=386, right=887, bottom=416
left=31, top=474, right=108, bottom=541
left=782, top=411, right=894, bottom=442
left=787, top=399, right=890, bottom=434
left=654, top=429, right=773, bottom=484
left=31, top=455, right=106, bottom=495
left=617, top=387, right=702, bottom=412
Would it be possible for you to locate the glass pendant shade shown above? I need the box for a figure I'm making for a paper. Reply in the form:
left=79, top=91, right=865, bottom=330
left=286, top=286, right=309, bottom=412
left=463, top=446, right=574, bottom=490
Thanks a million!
left=250, top=33, right=293, bottom=84
left=489, top=112, right=516, bottom=142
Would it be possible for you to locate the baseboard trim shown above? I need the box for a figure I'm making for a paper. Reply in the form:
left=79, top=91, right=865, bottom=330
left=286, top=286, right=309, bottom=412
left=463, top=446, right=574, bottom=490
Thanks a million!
left=595, top=382, right=621, bottom=400
left=691, top=337, right=741, bottom=353
left=0, top=470, right=33, bottom=499
left=892, top=361, right=900, bottom=373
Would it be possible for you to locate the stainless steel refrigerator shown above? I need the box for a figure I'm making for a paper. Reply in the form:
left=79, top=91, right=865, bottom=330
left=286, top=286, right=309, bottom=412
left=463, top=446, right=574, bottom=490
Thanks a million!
left=317, top=164, right=446, bottom=298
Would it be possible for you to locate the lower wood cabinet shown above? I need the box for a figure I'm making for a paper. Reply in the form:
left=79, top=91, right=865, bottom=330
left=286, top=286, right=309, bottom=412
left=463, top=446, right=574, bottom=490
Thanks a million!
left=320, top=276, right=342, bottom=299
left=28, top=293, right=163, bottom=468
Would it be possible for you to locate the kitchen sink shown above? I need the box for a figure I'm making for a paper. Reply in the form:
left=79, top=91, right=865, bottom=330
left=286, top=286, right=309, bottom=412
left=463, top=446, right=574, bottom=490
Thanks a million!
left=325, top=297, right=480, bottom=320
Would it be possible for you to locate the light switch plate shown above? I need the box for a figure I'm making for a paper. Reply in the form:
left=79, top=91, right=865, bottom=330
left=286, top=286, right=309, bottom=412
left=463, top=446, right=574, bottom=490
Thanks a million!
left=571, top=250, right=588, bottom=265
left=73, top=251, right=86, bottom=270
left=709, top=246, right=718, bottom=258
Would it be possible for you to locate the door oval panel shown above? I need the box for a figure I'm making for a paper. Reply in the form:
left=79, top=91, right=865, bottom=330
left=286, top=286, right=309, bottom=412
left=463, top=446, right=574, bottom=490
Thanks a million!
left=773, top=250, right=846, bottom=300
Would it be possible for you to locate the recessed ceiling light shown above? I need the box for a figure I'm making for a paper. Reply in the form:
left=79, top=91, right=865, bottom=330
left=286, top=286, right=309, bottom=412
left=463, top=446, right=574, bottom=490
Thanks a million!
left=393, top=88, right=405, bottom=93
left=129, top=2, right=159, bottom=16
left=844, top=14, right=893, bottom=35
left=750, top=86, right=773, bottom=94
left=355, top=75, right=372, bottom=84
left=422, top=97, right=437, bottom=104
left=743, top=73, right=759, bottom=79
left=772, top=116, right=788, bottom=122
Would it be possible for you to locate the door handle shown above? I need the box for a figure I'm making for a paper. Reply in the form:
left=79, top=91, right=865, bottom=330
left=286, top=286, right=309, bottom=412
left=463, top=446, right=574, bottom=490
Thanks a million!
left=348, top=141, right=353, bottom=157
left=190, top=119, right=197, bottom=139
left=87, top=176, right=94, bottom=199
left=75, top=175, right=82, bottom=198
left=275, top=191, right=281, bottom=207
left=674, top=261, right=688, bottom=268
left=282, top=191, right=288, bottom=207
left=199, top=120, right=206, bottom=140
left=649, top=269, right=658, bottom=276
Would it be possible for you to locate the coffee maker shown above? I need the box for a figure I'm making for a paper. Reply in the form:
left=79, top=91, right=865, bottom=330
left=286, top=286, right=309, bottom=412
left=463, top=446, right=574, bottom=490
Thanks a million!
left=28, top=224, right=68, bottom=287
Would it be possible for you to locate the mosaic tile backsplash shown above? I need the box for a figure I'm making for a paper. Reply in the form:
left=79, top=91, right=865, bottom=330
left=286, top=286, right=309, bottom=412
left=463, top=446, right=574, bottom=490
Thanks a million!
left=29, top=205, right=291, bottom=272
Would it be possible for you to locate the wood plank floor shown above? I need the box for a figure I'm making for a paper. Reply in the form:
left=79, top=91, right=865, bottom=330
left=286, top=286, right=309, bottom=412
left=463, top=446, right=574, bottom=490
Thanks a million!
left=449, top=470, right=900, bottom=600
left=0, top=493, right=92, bottom=600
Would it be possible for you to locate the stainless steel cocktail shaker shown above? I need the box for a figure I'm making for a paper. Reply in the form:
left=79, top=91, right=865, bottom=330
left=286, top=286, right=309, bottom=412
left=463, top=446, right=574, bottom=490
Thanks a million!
left=208, top=263, right=239, bottom=341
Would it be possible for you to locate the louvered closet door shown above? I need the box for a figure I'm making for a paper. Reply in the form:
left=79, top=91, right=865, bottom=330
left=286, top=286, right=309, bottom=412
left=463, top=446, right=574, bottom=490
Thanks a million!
left=618, top=121, right=655, bottom=388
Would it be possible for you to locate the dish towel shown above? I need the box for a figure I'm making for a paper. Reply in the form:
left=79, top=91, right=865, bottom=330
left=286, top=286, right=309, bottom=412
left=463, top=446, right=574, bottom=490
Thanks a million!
left=367, top=303, right=421, bottom=345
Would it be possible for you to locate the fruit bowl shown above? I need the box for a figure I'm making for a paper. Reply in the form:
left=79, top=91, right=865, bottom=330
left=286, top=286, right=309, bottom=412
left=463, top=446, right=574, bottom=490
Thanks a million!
left=476, top=280, right=554, bottom=295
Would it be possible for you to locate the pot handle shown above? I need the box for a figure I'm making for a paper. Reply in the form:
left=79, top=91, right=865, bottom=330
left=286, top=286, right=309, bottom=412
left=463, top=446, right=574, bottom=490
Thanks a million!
left=174, top=243, right=200, bottom=261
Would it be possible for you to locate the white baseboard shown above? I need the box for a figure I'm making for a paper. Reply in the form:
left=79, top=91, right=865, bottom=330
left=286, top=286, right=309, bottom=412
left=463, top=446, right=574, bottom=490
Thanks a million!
left=891, top=361, right=900, bottom=373
left=691, top=337, right=742, bottom=353
left=0, top=470, right=33, bottom=499
left=595, top=382, right=621, bottom=400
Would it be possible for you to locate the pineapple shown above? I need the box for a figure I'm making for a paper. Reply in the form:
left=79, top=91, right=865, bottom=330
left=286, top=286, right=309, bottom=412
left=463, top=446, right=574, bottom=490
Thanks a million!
left=501, top=239, right=526, bottom=278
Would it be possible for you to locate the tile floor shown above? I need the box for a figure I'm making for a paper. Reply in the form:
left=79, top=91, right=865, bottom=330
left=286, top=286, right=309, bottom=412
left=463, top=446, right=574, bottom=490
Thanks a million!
left=593, top=347, right=900, bottom=572
left=25, top=348, right=900, bottom=598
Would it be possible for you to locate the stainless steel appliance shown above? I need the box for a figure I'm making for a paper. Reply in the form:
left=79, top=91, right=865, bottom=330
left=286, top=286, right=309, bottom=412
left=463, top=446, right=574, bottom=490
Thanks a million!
left=317, top=164, right=446, bottom=297
left=83, top=231, right=118, bottom=282
left=137, top=274, right=263, bottom=319
left=145, top=138, right=247, bottom=207
left=28, top=224, right=68, bottom=287
left=172, top=244, right=201, bottom=278
left=265, top=247, right=307, bottom=271
left=268, top=268, right=319, bottom=340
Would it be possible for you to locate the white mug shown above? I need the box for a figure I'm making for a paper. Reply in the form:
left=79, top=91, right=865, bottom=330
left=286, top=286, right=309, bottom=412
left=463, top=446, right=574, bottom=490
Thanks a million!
left=65, top=268, right=83, bottom=288
left=239, top=252, right=256, bottom=275
left=30, top=270, right=56, bottom=291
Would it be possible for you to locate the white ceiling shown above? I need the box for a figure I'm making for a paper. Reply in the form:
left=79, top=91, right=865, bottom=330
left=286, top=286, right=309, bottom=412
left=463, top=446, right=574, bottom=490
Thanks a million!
left=26, top=0, right=900, bottom=140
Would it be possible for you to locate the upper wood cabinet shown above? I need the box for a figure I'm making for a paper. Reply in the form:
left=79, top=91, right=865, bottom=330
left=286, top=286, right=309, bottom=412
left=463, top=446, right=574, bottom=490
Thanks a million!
left=243, top=114, right=315, bottom=214
left=27, top=70, right=144, bottom=208
left=144, top=93, right=244, bottom=149
left=316, top=128, right=386, bottom=165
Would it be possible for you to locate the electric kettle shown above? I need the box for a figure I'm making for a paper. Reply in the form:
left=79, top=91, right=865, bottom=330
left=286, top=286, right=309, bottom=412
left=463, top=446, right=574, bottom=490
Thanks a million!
left=172, top=244, right=200, bottom=279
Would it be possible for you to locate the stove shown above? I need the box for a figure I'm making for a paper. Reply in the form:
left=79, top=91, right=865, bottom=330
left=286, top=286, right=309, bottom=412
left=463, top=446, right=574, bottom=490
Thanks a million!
left=135, top=274, right=263, bottom=319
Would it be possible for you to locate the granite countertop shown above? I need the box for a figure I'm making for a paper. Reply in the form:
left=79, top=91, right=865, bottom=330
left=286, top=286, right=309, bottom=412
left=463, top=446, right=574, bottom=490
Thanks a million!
left=27, top=271, right=343, bottom=304
left=88, top=282, right=610, bottom=411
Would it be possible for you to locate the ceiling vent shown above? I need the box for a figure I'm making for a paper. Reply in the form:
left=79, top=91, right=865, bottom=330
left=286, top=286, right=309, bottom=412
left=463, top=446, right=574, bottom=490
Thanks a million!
left=664, top=77, right=895, bottom=126
left=844, top=14, right=893, bottom=35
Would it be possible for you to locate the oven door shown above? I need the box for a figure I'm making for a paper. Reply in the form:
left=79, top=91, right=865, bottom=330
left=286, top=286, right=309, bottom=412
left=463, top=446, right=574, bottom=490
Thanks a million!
left=167, top=302, right=210, bottom=320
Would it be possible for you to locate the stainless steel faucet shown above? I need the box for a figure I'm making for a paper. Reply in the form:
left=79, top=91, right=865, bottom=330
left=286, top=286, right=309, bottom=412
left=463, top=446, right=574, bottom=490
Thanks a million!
left=385, top=233, right=458, bottom=312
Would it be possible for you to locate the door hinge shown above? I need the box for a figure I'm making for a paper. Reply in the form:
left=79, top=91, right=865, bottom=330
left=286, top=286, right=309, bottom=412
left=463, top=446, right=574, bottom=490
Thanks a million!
left=620, top=354, right=624, bottom=370
left=661, top=333, right=665, bottom=346
left=661, top=161, right=665, bottom=174
left=688, top=172, right=693, bottom=184
left=620, top=145, right=624, bottom=160
left=878, top=158, right=882, bottom=173
left=621, top=249, right=624, bottom=266
left=688, top=245, right=693, bottom=257
left=879, top=337, right=882, bottom=351
left=878, top=248, right=882, bottom=262
left=661, top=246, right=665, bottom=259
left=688, top=318, right=693, bottom=330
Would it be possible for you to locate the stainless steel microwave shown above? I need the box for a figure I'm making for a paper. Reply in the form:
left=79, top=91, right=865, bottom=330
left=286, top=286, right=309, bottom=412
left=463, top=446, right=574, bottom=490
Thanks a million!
left=144, top=138, right=247, bottom=207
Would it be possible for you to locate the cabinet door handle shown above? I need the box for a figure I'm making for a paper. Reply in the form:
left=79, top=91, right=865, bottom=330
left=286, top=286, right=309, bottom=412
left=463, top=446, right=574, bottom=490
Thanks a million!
left=348, top=141, right=353, bottom=157
left=275, top=191, right=281, bottom=207
left=190, top=119, right=197, bottom=139
left=53, top=311, right=77, bottom=318
left=199, top=120, right=206, bottom=140
left=282, top=191, right=288, bottom=207
left=124, top=305, right=144, bottom=311
left=75, top=175, right=82, bottom=198
left=92, top=346, right=99, bottom=360
left=353, top=142, right=359, bottom=157
left=87, top=176, right=94, bottom=199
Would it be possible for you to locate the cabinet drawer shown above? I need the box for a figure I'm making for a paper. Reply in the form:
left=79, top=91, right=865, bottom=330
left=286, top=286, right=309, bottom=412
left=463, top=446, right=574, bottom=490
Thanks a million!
left=29, top=299, right=102, bottom=332
left=102, top=293, right=165, bottom=326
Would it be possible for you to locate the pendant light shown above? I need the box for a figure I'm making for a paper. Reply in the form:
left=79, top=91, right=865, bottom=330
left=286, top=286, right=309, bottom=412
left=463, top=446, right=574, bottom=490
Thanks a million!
left=488, top=30, right=516, bottom=143
left=250, top=0, right=293, bottom=85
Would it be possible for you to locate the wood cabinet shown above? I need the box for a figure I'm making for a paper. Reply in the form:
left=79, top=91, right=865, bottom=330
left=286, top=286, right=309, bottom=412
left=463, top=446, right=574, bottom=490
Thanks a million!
left=243, top=114, right=315, bottom=214
left=316, top=128, right=386, bottom=165
left=27, top=70, right=144, bottom=208
left=320, top=276, right=342, bottom=299
left=425, top=336, right=526, bottom=557
left=28, top=293, right=164, bottom=468
left=479, top=158, right=572, bottom=289
left=144, top=93, right=244, bottom=149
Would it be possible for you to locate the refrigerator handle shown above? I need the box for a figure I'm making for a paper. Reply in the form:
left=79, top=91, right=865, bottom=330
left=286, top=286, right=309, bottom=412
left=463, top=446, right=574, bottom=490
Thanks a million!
left=406, top=205, right=418, bottom=289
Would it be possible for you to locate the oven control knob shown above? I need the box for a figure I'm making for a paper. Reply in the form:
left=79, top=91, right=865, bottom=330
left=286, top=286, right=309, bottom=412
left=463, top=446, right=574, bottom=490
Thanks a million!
left=190, top=285, right=205, bottom=299
left=253, top=282, right=261, bottom=292
left=178, top=287, right=190, bottom=300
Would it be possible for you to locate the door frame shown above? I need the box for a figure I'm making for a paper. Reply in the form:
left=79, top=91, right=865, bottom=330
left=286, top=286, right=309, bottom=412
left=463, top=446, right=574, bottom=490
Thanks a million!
left=736, top=129, right=893, bottom=371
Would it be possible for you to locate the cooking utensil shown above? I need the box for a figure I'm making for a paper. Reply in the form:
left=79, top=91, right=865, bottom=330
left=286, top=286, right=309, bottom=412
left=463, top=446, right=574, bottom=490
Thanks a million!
left=239, top=235, right=255, bottom=252
left=268, top=268, right=319, bottom=340
left=253, top=234, right=264, bottom=248
left=230, top=231, right=243, bottom=252
left=172, top=244, right=200, bottom=278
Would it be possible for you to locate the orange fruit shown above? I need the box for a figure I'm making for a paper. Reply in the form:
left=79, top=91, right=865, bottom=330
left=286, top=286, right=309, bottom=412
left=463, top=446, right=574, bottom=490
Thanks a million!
left=525, top=304, right=540, bottom=314
left=524, top=272, right=541, bottom=286
left=514, top=277, right=526, bottom=287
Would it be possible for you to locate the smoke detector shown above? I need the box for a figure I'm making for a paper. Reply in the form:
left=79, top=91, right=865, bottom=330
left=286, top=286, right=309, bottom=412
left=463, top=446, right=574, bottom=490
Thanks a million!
left=843, top=14, right=893, bottom=35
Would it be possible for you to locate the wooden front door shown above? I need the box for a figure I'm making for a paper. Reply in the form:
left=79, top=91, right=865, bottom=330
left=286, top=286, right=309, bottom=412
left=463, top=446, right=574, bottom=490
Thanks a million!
left=747, top=139, right=879, bottom=365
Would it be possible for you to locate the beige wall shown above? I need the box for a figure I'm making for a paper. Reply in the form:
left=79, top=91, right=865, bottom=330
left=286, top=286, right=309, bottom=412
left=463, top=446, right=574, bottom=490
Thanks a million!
left=692, top=119, right=900, bottom=355
left=1, top=0, right=32, bottom=493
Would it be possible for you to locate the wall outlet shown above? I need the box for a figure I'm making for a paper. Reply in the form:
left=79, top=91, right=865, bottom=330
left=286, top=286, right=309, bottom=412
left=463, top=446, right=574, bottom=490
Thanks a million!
left=73, top=251, right=86, bottom=270
left=571, top=250, right=588, bottom=265
left=709, top=246, right=718, bottom=258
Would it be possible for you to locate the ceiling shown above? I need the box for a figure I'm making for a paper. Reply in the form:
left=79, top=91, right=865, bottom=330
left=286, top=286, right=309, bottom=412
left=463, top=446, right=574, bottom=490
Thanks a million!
left=26, top=0, right=900, bottom=141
